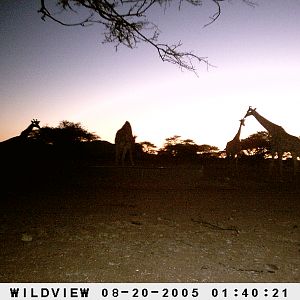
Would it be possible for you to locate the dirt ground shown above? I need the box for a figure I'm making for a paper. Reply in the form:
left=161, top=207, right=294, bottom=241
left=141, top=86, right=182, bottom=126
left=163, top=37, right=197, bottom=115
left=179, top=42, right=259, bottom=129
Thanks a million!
left=0, top=164, right=299, bottom=282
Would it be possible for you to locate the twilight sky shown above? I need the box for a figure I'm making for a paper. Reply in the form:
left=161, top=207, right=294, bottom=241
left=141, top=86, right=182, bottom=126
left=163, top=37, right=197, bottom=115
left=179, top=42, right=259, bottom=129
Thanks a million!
left=1, top=0, right=300, bottom=149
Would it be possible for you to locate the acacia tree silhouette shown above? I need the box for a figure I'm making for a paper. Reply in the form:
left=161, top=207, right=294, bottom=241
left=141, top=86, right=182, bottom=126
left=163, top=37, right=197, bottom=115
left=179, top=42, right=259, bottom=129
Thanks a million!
left=38, top=0, right=255, bottom=73
left=159, top=135, right=218, bottom=159
left=37, top=121, right=99, bottom=145
left=241, top=131, right=271, bottom=156
left=140, top=141, right=157, bottom=154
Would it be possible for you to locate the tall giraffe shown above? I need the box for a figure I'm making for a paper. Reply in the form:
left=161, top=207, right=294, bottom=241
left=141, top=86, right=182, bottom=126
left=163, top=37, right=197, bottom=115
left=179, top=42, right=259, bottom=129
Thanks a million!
left=244, top=106, right=300, bottom=175
left=225, top=118, right=245, bottom=159
left=115, top=121, right=135, bottom=166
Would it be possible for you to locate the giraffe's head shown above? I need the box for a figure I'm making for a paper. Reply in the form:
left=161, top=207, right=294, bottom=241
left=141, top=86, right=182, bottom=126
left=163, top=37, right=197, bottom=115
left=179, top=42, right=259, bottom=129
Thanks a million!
left=240, top=118, right=245, bottom=126
left=31, top=119, right=40, bottom=129
left=244, top=106, right=256, bottom=118
left=20, top=119, right=41, bottom=138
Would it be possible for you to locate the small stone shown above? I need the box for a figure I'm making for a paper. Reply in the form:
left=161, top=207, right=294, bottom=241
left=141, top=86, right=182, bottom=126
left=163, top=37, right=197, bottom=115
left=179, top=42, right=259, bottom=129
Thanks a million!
left=21, top=233, right=33, bottom=242
left=265, top=264, right=279, bottom=273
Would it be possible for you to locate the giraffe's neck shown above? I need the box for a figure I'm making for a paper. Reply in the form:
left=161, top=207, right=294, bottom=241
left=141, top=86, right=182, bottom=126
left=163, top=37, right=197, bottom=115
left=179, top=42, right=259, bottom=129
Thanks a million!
left=233, top=124, right=243, bottom=140
left=20, top=124, right=34, bottom=138
left=251, top=110, right=281, bottom=134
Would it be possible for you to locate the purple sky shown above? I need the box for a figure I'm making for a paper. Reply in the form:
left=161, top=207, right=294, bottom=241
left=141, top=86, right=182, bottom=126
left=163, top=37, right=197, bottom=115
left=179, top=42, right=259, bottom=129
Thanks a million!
left=1, top=0, right=300, bottom=149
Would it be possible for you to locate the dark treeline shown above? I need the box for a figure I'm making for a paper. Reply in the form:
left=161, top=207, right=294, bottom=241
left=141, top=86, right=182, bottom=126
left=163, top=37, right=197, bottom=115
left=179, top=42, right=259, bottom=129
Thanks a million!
left=0, top=120, right=274, bottom=168
left=2, top=120, right=299, bottom=193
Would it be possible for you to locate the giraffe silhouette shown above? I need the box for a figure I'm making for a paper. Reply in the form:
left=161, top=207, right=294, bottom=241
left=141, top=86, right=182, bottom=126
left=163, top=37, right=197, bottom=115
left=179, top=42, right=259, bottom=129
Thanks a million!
left=225, top=118, right=245, bottom=159
left=244, top=107, right=300, bottom=175
left=1, top=119, right=41, bottom=145
left=20, top=119, right=40, bottom=138
left=115, top=121, right=135, bottom=166
left=0, top=119, right=41, bottom=164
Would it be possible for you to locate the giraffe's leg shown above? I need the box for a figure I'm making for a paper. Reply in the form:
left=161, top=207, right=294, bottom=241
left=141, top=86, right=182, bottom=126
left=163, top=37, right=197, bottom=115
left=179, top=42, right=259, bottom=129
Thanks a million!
left=227, top=156, right=233, bottom=174
left=115, top=149, right=118, bottom=165
left=291, top=152, right=298, bottom=176
left=234, top=156, right=239, bottom=175
left=129, top=147, right=134, bottom=166
left=268, top=152, right=276, bottom=177
left=115, top=146, right=120, bottom=165
left=121, top=148, right=127, bottom=166
left=277, top=151, right=283, bottom=177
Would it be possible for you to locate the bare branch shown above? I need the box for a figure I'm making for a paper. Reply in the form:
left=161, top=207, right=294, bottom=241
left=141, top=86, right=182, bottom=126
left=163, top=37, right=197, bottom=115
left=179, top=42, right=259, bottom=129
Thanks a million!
left=38, top=0, right=254, bottom=73
left=204, top=0, right=257, bottom=27
left=204, top=0, right=223, bottom=28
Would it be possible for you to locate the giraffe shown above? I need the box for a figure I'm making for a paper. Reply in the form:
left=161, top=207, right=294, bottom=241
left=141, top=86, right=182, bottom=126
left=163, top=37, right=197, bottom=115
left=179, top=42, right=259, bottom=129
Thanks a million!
left=0, top=119, right=41, bottom=145
left=20, top=119, right=40, bottom=138
left=115, top=121, right=135, bottom=166
left=0, top=119, right=41, bottom=163
left=225, top=118, right=245, bottom=159
left=244, top=106, right=300, bottom=176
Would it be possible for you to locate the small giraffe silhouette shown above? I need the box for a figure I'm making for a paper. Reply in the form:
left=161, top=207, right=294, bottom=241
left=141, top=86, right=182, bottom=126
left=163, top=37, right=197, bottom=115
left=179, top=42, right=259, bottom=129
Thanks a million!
left=20, top=119, right=40, bottom=138
left=244, top=106, right=300, bottom=175
left=115, top=121, right=135, bottom=166
left=0, top=119, right=41, bottom=165
left=226, top=118, right=245, bottom=159
left=0, top=119, right=41, bottom=145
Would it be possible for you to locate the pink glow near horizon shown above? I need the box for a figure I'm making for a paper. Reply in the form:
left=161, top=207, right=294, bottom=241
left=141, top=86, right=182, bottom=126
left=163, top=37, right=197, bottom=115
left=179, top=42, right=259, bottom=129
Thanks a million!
left=1, top=1, right=300, bottom=150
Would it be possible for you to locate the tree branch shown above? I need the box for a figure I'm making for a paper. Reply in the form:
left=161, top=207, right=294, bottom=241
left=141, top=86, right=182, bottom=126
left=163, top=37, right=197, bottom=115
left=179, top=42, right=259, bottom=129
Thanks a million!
left=38, top=0, right=255, bottom=73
